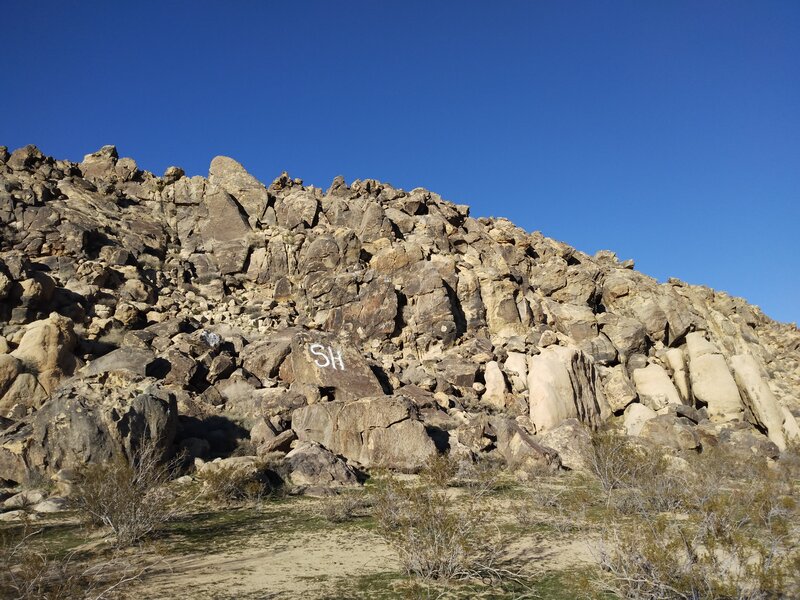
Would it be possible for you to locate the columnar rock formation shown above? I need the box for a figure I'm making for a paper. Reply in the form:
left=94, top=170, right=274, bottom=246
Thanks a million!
left=0, top=143, right=798, bottom=484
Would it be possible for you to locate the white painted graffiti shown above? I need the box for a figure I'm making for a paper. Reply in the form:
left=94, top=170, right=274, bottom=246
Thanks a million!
left=309, top=343, right=345, bottom=370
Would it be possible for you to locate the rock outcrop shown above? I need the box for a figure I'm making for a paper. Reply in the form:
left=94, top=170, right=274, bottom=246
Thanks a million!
left=0, top=143, right=798, bottom=486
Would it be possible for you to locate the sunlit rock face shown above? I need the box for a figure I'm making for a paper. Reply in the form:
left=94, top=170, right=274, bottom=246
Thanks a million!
left=0, top=144, right=798, bottom=484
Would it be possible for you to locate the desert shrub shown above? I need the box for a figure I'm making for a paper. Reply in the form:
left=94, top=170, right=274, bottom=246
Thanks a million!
left=453, top=455, right=511, bottom=494
left=596, top=504, right=799, bottom=600
left=196, top=460, right=281, bottom=504
left=370, top=473, right=523, bottom=586
left=419, top=453, right=459, bottom=488
left=585, top=430, right=652, bottom=493
left=317, top=491, right=372, bottom=523
left=72, top=436, right=181, bottom=546
left=594, top=438, right=800, bottom=599
left=0, top=524, right=143, bottom=599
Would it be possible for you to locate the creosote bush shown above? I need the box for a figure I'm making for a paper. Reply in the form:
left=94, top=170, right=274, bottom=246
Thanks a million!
left=370, top=454, right=524, bottom=587
left=0, top=523, right=144, bottom=599
left=318, top=492, right=372, bottom=523
left=587, top=431, right=800, bottom=599
left=72, top=435, right=181, bottom=546
left=196, top=459, right=282, bottom=504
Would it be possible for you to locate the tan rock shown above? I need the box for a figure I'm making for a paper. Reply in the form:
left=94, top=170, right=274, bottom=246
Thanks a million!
left=527, top=346, right=606, bottom=433
left=623, top=402, right=657, bottom=436
left=632, top=364, right=682, bottom=411
left=481, top=361, right=507, bottom=409
left=598, top=365, right=637, bottom=413
left=291, top=396, right=435, bottom=471
left=685, top=332, right=743, bottom=422
left=730, top=354, right=787, bottom=450
left=664, top=348, right=692, bottom=404
left=10, top=313, right=78, bottom=394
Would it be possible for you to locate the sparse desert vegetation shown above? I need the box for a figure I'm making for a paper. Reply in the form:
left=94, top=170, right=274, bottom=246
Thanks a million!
left=1, top=144, right=799, bottom=599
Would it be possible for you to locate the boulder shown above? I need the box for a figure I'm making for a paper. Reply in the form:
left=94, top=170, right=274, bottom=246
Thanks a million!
left=81, top=347, right=158, bottom=378
left=10, top=313, right=78, bottom=394
left=284, top=441, right=358, bottom=487
left=481, top=361, right=507, bottom=409
left=288, top=332, right=384, bottom=402
left=729, top=354, right=787, bottom=450
left=623, top=402, right=658, bottom=437
left=0, top=376, right=177, bottom=484
left=685, top=332, right=743, bottom=422
left=490, top=416, right=561, bottom=475
left=291, top=395, right=435, bottom=471
left=527, top=346, right=607, bottom=433
left=538, top=418, right=590, bottom=471
left=598, top=365, right=637, bottom=413
left=664, top=348, right=692, bottom=404
left=209, top=156, right=270, bottom=226
left=632, top=364, right=682, bottom=411
left=639, top=415, right=701, bottom=450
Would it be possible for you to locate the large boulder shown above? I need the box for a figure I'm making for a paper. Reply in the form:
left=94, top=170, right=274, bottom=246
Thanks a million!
left=208, top=156, right=270, bottom=226
left=0, top=375, right=177, bottom=484
left=291, top=395, right=436, bottom=471
left=639, top=415, right=701, bottom=450
left=632, top=364, right=683, bottom=411
left=685, top=332, right=743, bottom=422
left=527, top=346, right=607, bottom=433
left=284, top=441, right=358, bottom=487
left=287, top=332, right=384, bottom=402
left=729, top=354, right=787, bottom=450
left=10, top=313, right=79, bottom=394
left=623, top=402, right=658, bottom=436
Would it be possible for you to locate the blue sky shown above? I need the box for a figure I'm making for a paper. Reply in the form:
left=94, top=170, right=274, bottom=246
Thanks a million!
left=2, top=1, right=798, bottom=323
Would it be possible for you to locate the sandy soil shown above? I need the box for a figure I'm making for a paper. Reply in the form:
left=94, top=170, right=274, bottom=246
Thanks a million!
left=136, top=526, right=396, bottom=599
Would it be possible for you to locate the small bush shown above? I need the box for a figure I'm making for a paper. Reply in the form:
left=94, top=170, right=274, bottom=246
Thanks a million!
left=370, top=473, right=523, bottom=586
left=0, top=523, right=144, bottom=599
left=72, top=436, right=181, bottom=546
left=318, top=492, right=371, bottom=523
left=197, top=459, right=281, bottom=504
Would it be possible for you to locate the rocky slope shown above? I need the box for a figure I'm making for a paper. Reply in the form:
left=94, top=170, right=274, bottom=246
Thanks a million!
left=1, top=143, right=798, bottom=487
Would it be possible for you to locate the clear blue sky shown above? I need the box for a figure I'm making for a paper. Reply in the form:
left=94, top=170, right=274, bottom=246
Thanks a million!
left=2, top=1, right=798, bottom=323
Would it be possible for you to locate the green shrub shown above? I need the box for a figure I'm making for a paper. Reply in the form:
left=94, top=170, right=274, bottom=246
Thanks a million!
left=196, top=459, right=281, bottom=504
left=72, top=436, right=180, bottom=546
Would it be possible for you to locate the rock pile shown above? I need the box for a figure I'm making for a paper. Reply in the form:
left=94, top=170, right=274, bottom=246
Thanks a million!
left=1, top=143, right=798, bottom=492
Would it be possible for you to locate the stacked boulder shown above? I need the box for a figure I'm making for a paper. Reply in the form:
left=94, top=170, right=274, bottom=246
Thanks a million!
left=0, top=143, right=797, bottom=493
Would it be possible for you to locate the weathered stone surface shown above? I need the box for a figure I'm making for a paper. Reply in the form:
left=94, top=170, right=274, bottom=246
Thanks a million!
left=664, top=348, right=692, bottom=404
left=538, top=418, right=590, bottom=471
left=82, top=347, right=157, bottom=377
left=632, top=364, right=682, bottom=411
left=285, top=441, right=358, bottom=487
left=598, top=365, right=637, bottom=413
left=10, top=313, right=78, bottom=394
left=291, top=396, right=435, bottom=471
left=490, top=416, right=561, bottom=475
left=624, top=402, right=658, bottom=436
left=639, top=415, right=701, bottom=450
left=685, top=332, right=743, bottom=422
left=209, top=156, right=270, bottom=226
left=0, top=376, right=177, bottom=484
left=481, top=361, right=507, bottom=409
left=729, top=354, right=787, bottom=450
left=527, top=346, right=607, bottom=433
left=288, top=332, right=384, bottom=402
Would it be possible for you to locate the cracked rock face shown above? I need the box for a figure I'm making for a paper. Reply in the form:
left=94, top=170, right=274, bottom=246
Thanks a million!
left=0, top=144, right=798, bottom=484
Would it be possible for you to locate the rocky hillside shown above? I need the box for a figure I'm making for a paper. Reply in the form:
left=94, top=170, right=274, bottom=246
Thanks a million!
left=1, top=143, right=798, bottom=486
